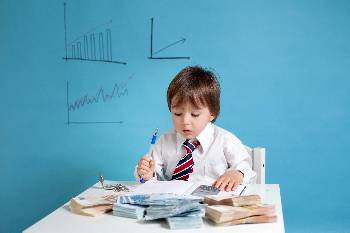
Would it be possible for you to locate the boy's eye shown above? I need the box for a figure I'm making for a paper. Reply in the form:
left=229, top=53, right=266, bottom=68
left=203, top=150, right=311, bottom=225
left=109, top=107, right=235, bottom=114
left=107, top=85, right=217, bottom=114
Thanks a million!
left=174, top=113, right=182, bottom=116
left=192, top=113, right=200, bottom=117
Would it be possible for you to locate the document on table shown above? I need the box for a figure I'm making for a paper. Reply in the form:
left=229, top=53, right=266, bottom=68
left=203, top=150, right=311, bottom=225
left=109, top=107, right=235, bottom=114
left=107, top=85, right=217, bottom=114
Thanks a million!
left=132, top=180, right=194, bottom=195
left=132, top=180, right=246, bottom=196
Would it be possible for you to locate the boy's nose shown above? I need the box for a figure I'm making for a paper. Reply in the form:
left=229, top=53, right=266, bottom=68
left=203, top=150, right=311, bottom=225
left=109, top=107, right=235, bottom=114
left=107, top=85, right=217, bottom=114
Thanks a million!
left=182, top=114, right=191, bottom=124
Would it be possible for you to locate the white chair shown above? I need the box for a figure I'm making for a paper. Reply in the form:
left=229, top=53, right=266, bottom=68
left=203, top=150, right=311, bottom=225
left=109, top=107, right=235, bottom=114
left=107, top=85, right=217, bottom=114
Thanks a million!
left=245, top=146, right=266, bottom=184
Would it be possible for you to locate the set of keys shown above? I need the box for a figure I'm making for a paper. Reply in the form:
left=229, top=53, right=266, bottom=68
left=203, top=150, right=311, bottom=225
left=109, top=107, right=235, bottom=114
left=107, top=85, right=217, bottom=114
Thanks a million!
left=98, top=173, right=130, bottom=192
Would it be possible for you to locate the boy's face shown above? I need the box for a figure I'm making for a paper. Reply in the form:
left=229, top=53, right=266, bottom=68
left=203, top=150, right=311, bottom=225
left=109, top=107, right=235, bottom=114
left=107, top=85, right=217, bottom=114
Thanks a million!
left=171, top=101, right=215, bottom=140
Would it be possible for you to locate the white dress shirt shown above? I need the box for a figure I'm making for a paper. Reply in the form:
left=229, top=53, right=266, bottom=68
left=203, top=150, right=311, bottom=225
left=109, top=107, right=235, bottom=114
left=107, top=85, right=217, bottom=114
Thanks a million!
left=135, top=123, right=256, bottom=184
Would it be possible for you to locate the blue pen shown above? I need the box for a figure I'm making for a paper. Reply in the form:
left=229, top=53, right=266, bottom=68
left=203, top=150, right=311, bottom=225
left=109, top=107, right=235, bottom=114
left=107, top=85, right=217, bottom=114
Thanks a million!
left=140, top=128, right=159, bottom=183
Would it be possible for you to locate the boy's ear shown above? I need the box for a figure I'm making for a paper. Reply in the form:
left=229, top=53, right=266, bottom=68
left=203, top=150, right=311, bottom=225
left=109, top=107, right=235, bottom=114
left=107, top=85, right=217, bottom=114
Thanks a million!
left=209, top=114, right=215, bottom=122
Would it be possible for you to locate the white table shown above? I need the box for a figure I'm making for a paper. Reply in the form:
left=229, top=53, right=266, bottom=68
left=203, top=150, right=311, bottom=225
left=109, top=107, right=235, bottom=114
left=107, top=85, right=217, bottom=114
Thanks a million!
left=24, top=182, right=285, bottom=233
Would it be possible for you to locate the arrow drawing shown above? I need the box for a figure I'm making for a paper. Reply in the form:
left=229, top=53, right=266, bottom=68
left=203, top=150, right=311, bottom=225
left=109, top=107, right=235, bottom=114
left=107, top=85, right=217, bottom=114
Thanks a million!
left=148, top=18, right=190, bottom=60
left=152, top=38, right=186, bottom=55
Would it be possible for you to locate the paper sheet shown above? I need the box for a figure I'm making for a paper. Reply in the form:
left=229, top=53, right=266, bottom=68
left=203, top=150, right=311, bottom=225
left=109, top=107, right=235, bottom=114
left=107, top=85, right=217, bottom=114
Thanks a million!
left=132, top=180, right=246, bottom=196
left=132, top=180, right=196, bottom=195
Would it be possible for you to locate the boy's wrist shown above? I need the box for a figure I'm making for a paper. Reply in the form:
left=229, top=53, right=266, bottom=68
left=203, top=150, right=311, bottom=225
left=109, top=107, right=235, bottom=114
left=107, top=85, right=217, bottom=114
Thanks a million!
left=237, top=170, right=244, bottom=177
left=236, top=170, right=244, bottom=182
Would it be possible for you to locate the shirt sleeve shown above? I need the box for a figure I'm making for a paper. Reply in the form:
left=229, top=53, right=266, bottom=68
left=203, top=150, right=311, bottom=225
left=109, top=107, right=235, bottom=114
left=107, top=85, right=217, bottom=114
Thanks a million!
left=223, top=133, right=256, bottom=184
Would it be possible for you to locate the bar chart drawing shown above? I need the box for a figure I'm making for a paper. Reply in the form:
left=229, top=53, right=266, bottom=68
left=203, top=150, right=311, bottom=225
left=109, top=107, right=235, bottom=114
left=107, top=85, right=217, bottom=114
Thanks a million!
left=148, top=17, right=190, bottom=60
left=66, top=78, right=132, bottom=125
left=63, top=2, right=126, bottom=65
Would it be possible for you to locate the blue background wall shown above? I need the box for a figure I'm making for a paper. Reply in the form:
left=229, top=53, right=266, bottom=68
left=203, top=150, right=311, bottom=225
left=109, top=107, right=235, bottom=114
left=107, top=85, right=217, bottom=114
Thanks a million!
left=1, top=0, right=349, bottom=232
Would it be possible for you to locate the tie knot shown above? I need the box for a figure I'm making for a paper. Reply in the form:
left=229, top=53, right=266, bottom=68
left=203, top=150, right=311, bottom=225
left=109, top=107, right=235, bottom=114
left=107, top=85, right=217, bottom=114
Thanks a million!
left=183, top=139, right=200, bottom=154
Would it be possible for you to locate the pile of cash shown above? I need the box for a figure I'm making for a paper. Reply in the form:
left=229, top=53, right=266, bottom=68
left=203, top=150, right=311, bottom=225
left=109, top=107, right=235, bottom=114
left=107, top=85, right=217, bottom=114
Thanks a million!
left=113, top=203, right=146, bottom=220
left=69, top=196, right=114, bottom=217
left=113, top=193, right=206, bottom=229
left=204, top=194, right=261, bottom=206
left=205, top=195, right=277, bottom=225
left=166, top=208, right=205, bottom=230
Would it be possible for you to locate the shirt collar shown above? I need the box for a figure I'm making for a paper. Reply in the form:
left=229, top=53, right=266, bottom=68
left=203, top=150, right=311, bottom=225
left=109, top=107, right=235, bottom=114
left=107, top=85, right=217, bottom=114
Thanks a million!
left=175, top=122, right=214, bottom=154
left=196, top=122, right=214, bottom=153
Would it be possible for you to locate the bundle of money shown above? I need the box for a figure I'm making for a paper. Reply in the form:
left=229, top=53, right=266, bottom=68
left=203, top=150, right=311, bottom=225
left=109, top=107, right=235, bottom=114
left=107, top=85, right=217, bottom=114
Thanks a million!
left=166, top=208, right=205, bottom=230
left=69, top=196, right=113, bottom=217
left=165, top=202, right=206, bottom=229
left=69, top=183, right=129, bottom=217
left=145, top=201, right=204, bottom=220
left=115, top=193, right=205, bottom=229
left=204, top=194, right=261, bottom=207
left=118, top=193, right=202, bottom=206
left=206, top=204, right=277, bottom=225
left=112, top=202, right=146, bottom=220
left=218, top=215, right=277, bottom=226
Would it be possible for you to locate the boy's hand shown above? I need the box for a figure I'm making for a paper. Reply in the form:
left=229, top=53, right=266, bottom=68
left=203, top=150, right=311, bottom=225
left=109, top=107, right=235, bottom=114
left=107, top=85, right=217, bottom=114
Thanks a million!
left=213, top=170, right=244, bottom=191
left=137, top=156, right=155, bottom=181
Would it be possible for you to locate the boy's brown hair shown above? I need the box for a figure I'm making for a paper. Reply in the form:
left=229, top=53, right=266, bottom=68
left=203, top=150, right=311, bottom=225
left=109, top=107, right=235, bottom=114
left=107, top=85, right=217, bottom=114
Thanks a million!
left=167, top=66, right=221, bottom=122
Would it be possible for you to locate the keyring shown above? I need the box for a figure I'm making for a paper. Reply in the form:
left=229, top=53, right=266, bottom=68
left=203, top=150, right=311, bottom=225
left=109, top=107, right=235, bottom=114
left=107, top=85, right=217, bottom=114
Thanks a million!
left=98, top=173, right=130, bottom=192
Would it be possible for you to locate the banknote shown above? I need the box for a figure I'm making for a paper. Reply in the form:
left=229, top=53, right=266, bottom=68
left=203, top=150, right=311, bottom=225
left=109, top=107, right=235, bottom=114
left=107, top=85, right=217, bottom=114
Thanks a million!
left=145, top=202, right=204, bottom=220
left=112, top=203, right=146, bottom=220
left=217, top=215, right=277, bottom=226
left=206, top=204, right=275, bottom=223
left=204, top=194, right=261, bottom=207
left=118, top=193, right=202, bottom=206
left=115, top=193, right=205, bottom=229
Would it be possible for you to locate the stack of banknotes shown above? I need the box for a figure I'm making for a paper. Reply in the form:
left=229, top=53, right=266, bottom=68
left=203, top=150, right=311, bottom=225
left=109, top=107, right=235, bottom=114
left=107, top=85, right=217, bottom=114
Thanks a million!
left=113, top=193, right=206, bottom=229
left=204, top=195, right=277, bottom=225
left=166, top=208, right=205, bottom=230
left=112, top=203, right=146, bottom=220
left=204, top=194, right=261, bottom=206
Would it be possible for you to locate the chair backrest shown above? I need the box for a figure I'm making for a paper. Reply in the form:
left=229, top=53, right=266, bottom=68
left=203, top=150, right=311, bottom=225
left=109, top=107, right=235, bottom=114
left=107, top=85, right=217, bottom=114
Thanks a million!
left=245, top=146, right=266, bottom=184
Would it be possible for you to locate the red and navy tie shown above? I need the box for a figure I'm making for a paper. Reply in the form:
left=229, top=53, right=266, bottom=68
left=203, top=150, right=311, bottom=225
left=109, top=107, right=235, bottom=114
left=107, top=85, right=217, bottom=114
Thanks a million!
left=172, top=139, right=200, bottom=181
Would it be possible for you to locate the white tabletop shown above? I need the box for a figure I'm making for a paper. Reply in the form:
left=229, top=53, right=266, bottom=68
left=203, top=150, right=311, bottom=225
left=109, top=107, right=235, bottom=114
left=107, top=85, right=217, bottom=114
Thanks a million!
left=23, top=182, right=285, bottom=233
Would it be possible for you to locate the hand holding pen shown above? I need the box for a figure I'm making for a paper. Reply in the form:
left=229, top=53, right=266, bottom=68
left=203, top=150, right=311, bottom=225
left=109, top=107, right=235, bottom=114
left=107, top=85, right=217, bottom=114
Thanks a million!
left=137, top=128, right=158, bottom=183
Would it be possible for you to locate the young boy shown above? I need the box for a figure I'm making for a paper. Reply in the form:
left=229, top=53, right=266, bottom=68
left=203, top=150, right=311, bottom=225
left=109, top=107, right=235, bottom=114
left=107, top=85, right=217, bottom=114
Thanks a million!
left=136, top=66, right=256, bottom=191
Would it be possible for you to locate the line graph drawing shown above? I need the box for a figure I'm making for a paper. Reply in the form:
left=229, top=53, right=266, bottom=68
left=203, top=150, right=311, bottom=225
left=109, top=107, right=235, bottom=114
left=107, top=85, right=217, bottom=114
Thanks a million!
left=63, top=2, right=126, bottom=65
left=66, top=76, right=132, bottom=125
left=148, top=18, right=190, bottom=60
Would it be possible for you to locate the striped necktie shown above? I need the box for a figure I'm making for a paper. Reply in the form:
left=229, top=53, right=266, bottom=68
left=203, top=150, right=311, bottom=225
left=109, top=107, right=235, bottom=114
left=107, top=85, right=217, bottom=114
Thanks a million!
left=171, top=139, right=200, bottom=181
